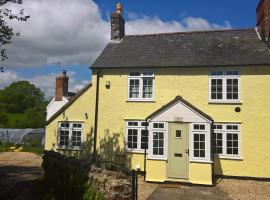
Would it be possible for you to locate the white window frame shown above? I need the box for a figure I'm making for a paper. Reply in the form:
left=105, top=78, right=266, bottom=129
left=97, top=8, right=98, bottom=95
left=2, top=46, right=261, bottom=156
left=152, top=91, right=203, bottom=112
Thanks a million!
left=58, top=121, right=83, bottom=150
left=128, top=71, right=155, bottom=101
left=212, top=123, right=241, bottom=159
left=125, top=120, right=149, bottom=153
left=209, top=70, right=240, bottom=103
left=190, top=123, right=211, bottom=162
left=148, top=122, right=168, bottom=160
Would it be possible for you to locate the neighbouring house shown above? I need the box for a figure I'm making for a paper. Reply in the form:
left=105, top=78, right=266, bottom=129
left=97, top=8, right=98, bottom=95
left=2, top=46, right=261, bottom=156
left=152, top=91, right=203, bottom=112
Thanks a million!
left=46, top=71, right=76, bottom=121
left=45, top=1, right=270, bottom=185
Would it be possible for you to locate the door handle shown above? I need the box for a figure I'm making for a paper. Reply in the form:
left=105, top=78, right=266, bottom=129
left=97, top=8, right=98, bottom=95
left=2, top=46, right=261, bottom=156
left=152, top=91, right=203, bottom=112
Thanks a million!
left=185, top=149, right=189, bottom=155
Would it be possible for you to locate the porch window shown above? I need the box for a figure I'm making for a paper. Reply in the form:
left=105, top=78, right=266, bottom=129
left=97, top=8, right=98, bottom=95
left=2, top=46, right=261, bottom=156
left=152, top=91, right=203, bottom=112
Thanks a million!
left=153, top=131, right=164, bottom=155
left=128, top=72, right=154, bottom=101
left=212, top=123, right=240, bottom=158
left=209, top=70, right=240, bottom=103
left=126, top=121, right=148, bottom=152
left=192, top=124, right=206, bottom=158
left=194, top=133, right=205, bottom=158
left=58, top=122, right=83, bottom=149
left=148, top=122, right=167, bottom=160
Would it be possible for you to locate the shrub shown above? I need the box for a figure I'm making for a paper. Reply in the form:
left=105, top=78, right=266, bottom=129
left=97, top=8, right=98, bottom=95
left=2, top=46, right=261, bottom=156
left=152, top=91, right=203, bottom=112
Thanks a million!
left=42, top=151, right=103, bottom=200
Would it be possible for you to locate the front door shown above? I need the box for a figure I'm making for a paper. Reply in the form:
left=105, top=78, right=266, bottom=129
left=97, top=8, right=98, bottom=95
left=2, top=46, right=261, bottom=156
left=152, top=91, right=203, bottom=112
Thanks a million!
left=167, top=123, right=189, bottom=179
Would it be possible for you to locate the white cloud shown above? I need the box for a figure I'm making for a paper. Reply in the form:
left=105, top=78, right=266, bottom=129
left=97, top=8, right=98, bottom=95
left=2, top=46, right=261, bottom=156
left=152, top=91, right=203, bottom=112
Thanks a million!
left=0, top=70, right=88, bottom=99
left=126, top=16, right=231, bottom=35
left=0, top=71, right=20, bottom=88
left=3, top=0, right=232, bottom=68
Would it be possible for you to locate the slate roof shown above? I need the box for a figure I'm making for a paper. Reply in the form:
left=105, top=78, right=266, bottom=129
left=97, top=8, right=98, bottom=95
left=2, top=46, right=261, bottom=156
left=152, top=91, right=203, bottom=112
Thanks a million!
left=146, top=96, right=213, bottom=122
left=92, top=28, right=270, bottom=68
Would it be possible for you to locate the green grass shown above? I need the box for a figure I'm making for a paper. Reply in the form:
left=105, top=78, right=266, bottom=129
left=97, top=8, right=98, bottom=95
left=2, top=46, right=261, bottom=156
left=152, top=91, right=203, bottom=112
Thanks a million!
left=0, top=143, right=11, bottom=152
left=23, top=146, right=44, bottom=155
left=0, top=143, right=44, bottom=155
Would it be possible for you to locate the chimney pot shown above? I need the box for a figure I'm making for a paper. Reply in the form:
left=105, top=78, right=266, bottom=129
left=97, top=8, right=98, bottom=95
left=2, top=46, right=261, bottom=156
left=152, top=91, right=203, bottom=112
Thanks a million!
left=116, top=2, right=123, bottom=15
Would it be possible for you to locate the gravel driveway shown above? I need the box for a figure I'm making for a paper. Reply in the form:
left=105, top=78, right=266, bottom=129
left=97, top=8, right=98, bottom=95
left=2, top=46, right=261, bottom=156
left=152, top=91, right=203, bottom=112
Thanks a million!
left=139, top=177, right=270, bottom=200
left=0, top=152, right=43, bottom=200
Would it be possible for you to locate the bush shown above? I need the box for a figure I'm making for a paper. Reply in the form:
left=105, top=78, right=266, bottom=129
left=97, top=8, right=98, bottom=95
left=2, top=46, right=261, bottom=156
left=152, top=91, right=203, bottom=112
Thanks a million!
left=83, top=188, right=104, bottom=200
left=42, top=151, right=103, bottom=200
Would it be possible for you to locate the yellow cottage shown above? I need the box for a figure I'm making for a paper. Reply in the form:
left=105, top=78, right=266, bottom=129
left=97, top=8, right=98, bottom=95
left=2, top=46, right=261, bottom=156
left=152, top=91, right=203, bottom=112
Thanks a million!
left=45, top=1, right=270, bottom=185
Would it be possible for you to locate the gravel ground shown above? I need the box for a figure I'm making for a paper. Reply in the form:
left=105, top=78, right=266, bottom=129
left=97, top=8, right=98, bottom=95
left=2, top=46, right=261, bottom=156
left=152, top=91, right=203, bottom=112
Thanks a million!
left=0, top=152, right=43, bottom=200
left=138, top=177, right=270, bottom=200
left=217, top=178, right=270, bottom=200
left=138, top=176, right=159, bottom=200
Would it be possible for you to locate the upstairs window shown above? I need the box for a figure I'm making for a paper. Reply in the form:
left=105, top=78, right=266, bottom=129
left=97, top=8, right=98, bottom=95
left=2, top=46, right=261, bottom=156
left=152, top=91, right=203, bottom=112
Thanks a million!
left=209, top=70, right=240, bottom=102
left=58, top=122, right=83, bottom=149
left=128, top=72, right=154, bottom=101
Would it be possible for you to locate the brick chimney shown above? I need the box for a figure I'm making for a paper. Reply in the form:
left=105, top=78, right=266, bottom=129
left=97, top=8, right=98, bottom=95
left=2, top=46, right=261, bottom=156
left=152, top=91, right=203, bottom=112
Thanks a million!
left=110, top=2, right=125, bottom=41
left=55, top=70, right=69, bottom=101
left=257, top=0, right=270, bottom=41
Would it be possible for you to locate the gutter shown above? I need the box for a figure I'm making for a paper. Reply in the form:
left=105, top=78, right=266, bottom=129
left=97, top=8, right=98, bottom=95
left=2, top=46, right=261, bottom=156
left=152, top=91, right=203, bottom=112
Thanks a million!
left=93, top=70, right=100, bottom=163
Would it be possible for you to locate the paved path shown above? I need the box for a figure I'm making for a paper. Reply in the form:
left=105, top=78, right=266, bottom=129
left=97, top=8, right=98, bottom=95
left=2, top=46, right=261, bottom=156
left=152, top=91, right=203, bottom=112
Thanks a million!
left=0, top=152, right=43, bottom=200
left=147, top=184, right=230, bottom=200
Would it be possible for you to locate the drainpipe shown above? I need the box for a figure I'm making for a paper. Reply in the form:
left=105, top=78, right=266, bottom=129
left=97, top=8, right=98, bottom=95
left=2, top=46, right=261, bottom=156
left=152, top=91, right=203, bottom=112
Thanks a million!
left=210, top=121, right=215, bottom=185
left=143, top=119, right=149, bottom=181
left=93, top=70, right=100, bottom=164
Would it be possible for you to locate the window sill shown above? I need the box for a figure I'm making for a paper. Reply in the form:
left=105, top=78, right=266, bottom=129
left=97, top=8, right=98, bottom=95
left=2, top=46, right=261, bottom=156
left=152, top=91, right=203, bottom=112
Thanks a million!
left=147, top=156, right=167, bottom=161
left=127, top=99, right=155, bottom=103
left=56, top=147, right=83, bottom=151
left=208, top=101, right=242, bottom=105
left=190, top=159, right=213, bottom=164
left=126, top=149, right=148, bottom=154
left=214, top=154, right=242, bottom=160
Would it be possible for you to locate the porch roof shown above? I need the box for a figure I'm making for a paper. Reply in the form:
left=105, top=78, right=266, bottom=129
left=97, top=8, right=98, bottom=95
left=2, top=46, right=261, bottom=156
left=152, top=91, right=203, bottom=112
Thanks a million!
left=146, top=96, right=213, bottom=122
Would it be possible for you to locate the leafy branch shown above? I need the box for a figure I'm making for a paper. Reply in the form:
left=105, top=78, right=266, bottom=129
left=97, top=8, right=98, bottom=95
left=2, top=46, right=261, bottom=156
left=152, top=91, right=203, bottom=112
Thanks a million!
left=0, top=0, right=29, bottom=61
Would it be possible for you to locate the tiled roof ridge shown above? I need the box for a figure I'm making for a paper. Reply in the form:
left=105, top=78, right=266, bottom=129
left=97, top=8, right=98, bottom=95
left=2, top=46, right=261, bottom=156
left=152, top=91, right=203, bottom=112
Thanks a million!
left=125, top=28, right=255, bottom=38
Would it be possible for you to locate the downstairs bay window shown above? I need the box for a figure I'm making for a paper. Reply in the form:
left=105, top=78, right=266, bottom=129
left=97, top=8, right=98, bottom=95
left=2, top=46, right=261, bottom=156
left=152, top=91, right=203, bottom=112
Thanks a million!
left=126, top=121, right=148, bottom=152
left=212, top=124, right=240, bottom=159
left=58, top=122, right=83, bottom=150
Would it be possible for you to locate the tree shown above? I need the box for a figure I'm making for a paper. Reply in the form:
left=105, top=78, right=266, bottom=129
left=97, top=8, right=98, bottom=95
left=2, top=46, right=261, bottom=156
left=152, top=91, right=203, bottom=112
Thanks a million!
left=0, top=111, right=9, bottom=126
left=0, top=81, right=45, bottom=113
left=0, top=0, right=30, bottom=61
left=22, top=103, right=46, bottom=128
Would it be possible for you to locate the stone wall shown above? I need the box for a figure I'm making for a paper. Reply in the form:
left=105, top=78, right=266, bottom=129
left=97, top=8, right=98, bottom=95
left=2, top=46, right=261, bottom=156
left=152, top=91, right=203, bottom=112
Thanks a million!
left=89, top=165, right=131, bottom=200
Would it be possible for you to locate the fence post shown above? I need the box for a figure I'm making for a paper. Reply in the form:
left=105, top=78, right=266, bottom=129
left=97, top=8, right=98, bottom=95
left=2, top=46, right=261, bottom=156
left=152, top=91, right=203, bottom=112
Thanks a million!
left=135, top=170, right=138, bottom=200
left=131, top=170, right=136, bottom=200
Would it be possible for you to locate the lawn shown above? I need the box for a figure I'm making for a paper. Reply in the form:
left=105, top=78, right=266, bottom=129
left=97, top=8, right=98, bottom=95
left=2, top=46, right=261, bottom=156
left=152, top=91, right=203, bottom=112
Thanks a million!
left=0, top=142, right=44, bottom=155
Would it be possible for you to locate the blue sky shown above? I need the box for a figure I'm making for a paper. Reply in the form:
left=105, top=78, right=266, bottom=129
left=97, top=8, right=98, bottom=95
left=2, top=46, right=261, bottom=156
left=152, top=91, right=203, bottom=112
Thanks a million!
left=0, top=0, right=260, bottom=98
left=97, top=0, right=258, bottom=28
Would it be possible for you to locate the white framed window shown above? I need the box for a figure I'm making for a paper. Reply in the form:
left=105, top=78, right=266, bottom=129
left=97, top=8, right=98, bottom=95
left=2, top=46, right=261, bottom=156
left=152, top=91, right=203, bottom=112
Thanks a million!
left=128, top=71, right=154, bottom=101
left=190, top=123, right=211, bottom=162
left=126, top=121, right=148, bottom=152
left=209, top=70, right=240, bottom=103
left=212, top=123, right=241, bottom=159
left=58, top=122, right=83, bottom=150
left=148, top=122, right=167, bottom=160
